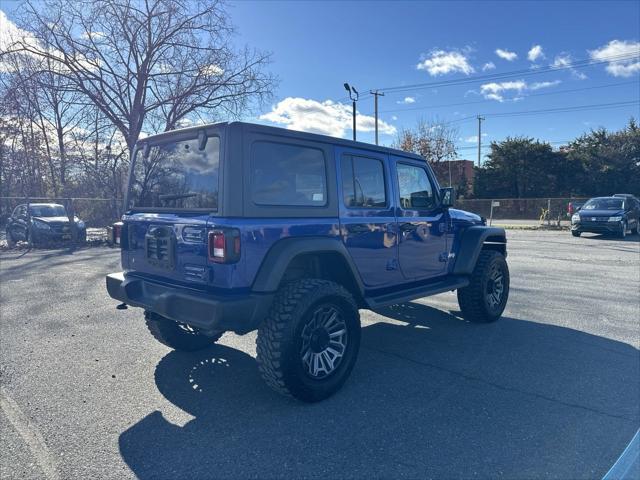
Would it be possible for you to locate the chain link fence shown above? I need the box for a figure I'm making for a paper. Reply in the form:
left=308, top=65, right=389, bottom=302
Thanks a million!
left=456, top=197, right=590, bottom=224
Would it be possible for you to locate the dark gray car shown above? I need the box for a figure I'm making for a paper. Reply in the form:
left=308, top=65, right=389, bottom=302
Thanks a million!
left=5, top=203, right=87, bottom=246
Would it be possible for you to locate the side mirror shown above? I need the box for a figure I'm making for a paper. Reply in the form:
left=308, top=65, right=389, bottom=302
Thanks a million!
left=440, top=187, right=454, bottom=208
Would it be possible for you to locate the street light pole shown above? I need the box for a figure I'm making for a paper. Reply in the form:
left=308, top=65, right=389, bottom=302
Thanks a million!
left=344, top=82, right=359, bottom=141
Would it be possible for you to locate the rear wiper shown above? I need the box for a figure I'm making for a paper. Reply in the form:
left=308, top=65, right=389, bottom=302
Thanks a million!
left=158, top=193, right=198, bottom=201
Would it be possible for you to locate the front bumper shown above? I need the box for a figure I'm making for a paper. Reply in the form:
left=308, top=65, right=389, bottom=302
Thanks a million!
left=106, top=272, right=273, bottom=334
left=571, top=222, right=623, bottom=234
left=32, top=228, right=86, bottom=243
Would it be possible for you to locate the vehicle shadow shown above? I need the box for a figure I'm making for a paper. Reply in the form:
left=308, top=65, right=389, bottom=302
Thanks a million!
left=119, top=303, right=639, bottom=479
left=580, top=232, right=640, bottom=242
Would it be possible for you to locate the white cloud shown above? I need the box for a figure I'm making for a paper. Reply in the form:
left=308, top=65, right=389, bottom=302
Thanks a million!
left=464, top=134, right=487, bottom=143
left=397, top=96, right=416, bottom=104
left=416, top=49, right=474, bottom=76
left=480, top=79, right=560, bottom=101
left=482, top=62, right=496, bottom=71
left=589, top=40, right=640, bottom=77
left=527, top=45, right=545, bottom=62
left=480, top=80, right=527, bottom=102
left=391, top=115, right=398, bottom=121
left=259, top=97, right=397, bottom=138
left=495, top=48, right=518, bottom=61
left=551, top=53, right=588, bottom=79
left=530, top=80, right=561, bottom=90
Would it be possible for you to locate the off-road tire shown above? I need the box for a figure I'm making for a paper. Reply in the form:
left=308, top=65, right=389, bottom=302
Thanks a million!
left=256, top=279, right=361, bottom=403
left=571, top=230, right=581, bottom=237
left=145, top=311, right=223, bottom=351
left=457, top=250, right=509, bottom=323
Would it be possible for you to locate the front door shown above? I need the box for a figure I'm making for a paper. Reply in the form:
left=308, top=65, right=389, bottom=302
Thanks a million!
left=337, top=148, right=402, bottom=289
left=393, top=160, right=448, bottom=281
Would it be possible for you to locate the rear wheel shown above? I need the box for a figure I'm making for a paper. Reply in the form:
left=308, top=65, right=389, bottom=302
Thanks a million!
left=256, top=279, right=361, bottom=403
left=457, top=250, right=510, bottom=323
left=145, top=311, right=223, bottom=351
left=571, top=230, right=581, bottom=237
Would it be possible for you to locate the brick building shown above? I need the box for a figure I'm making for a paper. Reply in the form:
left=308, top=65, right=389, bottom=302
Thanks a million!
left=430, top=160, right=475, bottom=197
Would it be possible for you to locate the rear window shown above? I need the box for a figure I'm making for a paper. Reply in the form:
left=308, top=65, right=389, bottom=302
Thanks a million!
left=128, top=134, right=220, bottom=209
left=251, top=141, right=327, bottom=206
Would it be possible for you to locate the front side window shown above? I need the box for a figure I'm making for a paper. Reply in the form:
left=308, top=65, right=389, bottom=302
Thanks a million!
left=251, top=141, right=327, bottom=206
left=129, top=134, right=220, bottom=209
left=341, top=155, right=387, bottom=208
left=396, top=163, right=435, bottom=209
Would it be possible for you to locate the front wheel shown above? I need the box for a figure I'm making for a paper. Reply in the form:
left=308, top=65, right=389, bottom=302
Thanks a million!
left=145, top=311, right=223, bottom=351
left=457, top=250, right=510, bottom=323
left=256, top=279, right=361, bottom=403
left=619, top=222, right=627, bottom=239
left=571, top=230, right=581, bottom=237
left=5, top=229, right=16, bottom=248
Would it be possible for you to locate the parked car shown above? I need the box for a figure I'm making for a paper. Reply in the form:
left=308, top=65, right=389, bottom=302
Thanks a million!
left=613, top=193, right=640, bottom=203
left=567, top=200, right=585, bottom=217
left=106, top=122, right=509, bottom=402
left=571, top=196, right=640, bottom=238
left=5, top=203, right=87, bottom=247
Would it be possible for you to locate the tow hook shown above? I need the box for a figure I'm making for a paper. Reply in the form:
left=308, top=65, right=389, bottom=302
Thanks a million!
left=116, top=303, right=128, bottom=310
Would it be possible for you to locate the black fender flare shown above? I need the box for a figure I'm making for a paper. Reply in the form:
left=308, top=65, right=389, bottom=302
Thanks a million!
left=251, top=236, right=365, bottom=295
left=452, top=226, right=507, bottom=275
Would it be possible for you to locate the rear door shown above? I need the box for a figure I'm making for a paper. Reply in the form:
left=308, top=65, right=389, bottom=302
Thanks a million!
left=336, top=147, right=402, bottom=289
left=123, top=130, right=222, bottom=287
left=392, top=159, right=448, bottom=281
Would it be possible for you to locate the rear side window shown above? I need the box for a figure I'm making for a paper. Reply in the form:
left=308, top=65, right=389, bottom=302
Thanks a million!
left=341, top=155, right=387, bottom=208
left=396, top=163, right=436, bottom=209
left=251, top=141, right=327, bottom=206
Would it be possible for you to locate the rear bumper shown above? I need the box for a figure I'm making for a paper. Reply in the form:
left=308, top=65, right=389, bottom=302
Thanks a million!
left=106, top=272, right=273, bottom=335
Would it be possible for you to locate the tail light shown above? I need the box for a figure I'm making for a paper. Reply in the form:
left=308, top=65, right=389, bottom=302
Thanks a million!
left=568, top=203, right=574, bottom=215
left=112, top=222, right=124, bottom=246
left=208, top=229, right=241, bottom=263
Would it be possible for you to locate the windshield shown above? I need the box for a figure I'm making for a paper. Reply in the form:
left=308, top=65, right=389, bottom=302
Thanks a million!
left=582, top=198, right=624, bottom=211
left=128, top=134, right=220, bottom=210
left=29, top=205, right=67, bottom=217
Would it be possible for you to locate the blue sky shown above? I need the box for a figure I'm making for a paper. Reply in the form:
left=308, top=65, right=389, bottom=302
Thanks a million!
left=2, top=1, right=639, bottom=162
left=227, top=0, right=640, bottom=160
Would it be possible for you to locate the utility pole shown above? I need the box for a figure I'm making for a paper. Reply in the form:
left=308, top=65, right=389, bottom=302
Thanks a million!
left=477, top=115, right=485, bottom=167
left=344, top=83, right=359, bottom=141
left=370, top=90, right=385, bottom=145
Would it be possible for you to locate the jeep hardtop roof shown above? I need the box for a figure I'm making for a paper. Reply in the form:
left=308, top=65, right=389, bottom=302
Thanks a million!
left=135, top=121, right=425, bottom=161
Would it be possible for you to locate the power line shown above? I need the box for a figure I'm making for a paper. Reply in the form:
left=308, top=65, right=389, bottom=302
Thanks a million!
left=374, top=80, right=639, bottom=115
left=335, top=52, right=639, bottom=103
left=427, top=100, right=638, bottom=128
left=378, top=52, right=639, bottom=94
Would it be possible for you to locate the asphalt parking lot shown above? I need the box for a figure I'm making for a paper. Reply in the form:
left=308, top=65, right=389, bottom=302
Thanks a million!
left=1, top=230, right=638, bottom=480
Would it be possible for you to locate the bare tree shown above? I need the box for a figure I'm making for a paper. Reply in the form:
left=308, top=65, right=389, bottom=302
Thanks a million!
left=393, top=118, right=459, bottom=163
left=8, top=0, right=275, bottom=157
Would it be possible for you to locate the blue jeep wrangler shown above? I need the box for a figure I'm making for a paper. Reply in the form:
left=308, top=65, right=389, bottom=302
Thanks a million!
left=106, top=122, right=509, bottom=402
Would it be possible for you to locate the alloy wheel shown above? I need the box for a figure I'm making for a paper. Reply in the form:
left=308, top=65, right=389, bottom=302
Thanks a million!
left=300, top=305, right=348, bottom=379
